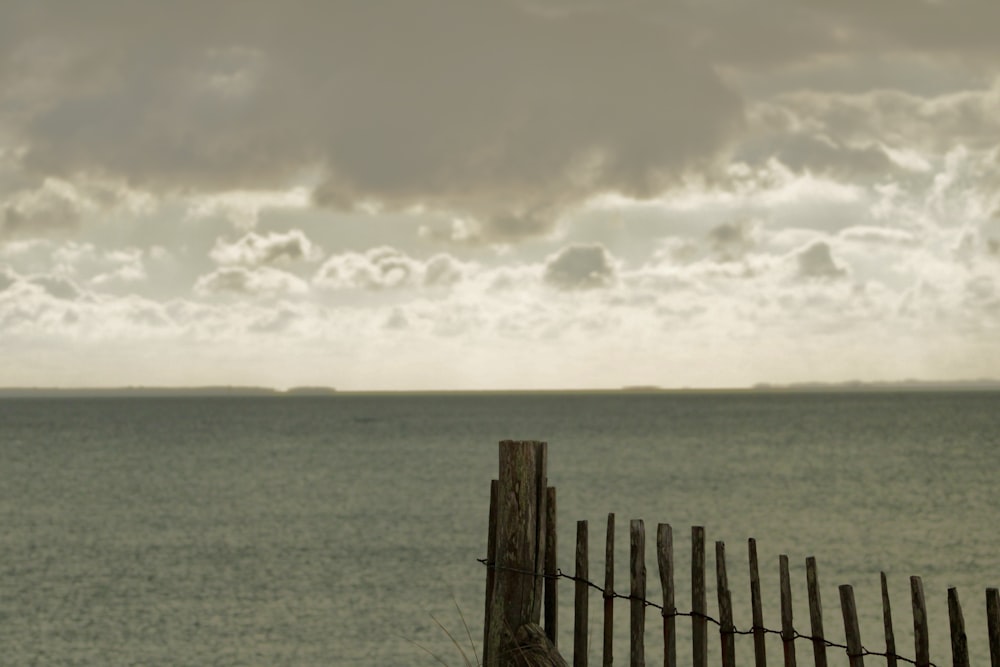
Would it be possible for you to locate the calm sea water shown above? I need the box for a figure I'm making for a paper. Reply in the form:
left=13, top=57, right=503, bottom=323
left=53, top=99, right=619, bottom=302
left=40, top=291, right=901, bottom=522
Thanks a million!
left=1, top=392, right=998, bottom=666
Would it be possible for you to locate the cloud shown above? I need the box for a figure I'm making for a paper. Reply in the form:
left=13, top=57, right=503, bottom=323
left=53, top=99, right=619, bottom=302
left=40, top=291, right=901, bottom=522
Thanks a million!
left=193, top=265, right=308, bottom=297
left=708, top=220, right=758, bottom=261
left=314, top=247, right=468, bottom=291
left=839, top=226, right=919, bottom=246
left=209, top=229, right=318, bottom=266
left=795, top=241, right=847, bottom=279
left=1, top=1, right=742, bottom=241
left=0, top=265, right=17, bottom=292
left=543, top=243, right=617, bottom=289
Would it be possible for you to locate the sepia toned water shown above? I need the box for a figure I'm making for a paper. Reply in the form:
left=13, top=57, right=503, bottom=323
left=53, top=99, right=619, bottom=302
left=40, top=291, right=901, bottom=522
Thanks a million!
left=1, top=392, right=998, bottom=666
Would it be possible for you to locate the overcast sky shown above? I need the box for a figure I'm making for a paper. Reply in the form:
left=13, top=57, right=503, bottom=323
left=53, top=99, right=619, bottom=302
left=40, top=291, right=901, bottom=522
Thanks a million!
left=2, top=0, right=999, bottom=390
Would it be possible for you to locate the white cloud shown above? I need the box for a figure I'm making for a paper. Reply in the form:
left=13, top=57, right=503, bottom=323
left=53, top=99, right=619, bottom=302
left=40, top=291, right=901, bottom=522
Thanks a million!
left=209, top=229, right=318, bottom=266
left=194, top=266, right=308, bottom=297
left=314, top=247, right=470, bottom=291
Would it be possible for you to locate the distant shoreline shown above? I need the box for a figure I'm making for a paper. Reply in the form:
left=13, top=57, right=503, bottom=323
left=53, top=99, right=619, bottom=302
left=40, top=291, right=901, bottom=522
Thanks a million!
left=1, top=380, right=999, bottom=398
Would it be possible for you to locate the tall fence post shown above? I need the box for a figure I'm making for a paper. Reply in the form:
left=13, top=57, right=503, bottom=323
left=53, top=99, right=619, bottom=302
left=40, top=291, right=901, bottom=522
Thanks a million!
left=486, top=440, right=550, bottom=667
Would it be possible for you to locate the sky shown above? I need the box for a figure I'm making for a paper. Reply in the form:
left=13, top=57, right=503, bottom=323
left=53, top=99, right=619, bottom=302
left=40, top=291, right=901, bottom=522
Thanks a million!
left=1, top=0, right=999, bottom=390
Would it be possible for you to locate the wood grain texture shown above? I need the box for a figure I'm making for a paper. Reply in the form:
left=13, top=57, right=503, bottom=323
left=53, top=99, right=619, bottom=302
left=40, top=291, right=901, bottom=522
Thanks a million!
left=488, top=440, right=547, bottom=667
left=545, top=487, right=558, bottom=645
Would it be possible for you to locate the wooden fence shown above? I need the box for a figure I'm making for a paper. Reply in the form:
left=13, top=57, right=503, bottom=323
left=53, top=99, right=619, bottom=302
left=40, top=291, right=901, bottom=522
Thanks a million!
left=481, top=440, right=1000, bottom=667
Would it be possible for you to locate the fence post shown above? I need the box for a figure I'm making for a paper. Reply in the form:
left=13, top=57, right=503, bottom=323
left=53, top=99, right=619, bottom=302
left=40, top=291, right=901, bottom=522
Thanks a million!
left=839, top=585, right=864, bottom=667
left=545, top=487, right=559, bottom=645
left=575, top=520, right=589, bottom=667
left=486, top=440, right=549, bottom=667
left=692, top=526, right=708, bottom=667
left=749, top=538, right=767, bottom=667
left=987, top=588, right=1000, bottom=667
left=780, top=555, right=797, bottom=667
left=948, top=588, right=969, bottom=667
left=604, top=514, right=615, bottom=667
left=631, top=519, right=646, bottom=667
left=806, top=556, right=827, bottom=667
left=911, top=576, right=930, bottom=667
left=485, top=479, right=500, bottom=666
left=658, top=524, right=676, bottom=667
left=716, top=541, right=736, bottom=667
left=881, top=573, right=897, bottom=667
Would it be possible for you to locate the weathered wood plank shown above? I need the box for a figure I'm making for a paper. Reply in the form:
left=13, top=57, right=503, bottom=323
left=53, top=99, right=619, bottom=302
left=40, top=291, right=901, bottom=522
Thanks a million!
left=805, top=556, right=827, bottom=667
left=603, top=514, right=614, bottom=667
left=749, top=538, right=767, bottom=667
left=657, top=524, right=676, bottom=667
left=839, top=585, right=864, bottom=667
left=484, top=479, right=499, bottom=667
left=692, top=526, right=708, bottom=667
left=911, top=576, right=930, bottom=667
left=575, top=520, right=589, bottom=667
left=987, top=588, right=1000, bottom=667
left=488, top=441, right=548, bottom=667
left=948, top=587, right=969, bottom=667
left=631, top=519, right=646, bottom=667
left=545, top=486, right=558, bottom=646
left=533, top=442, right=549, bottom=627
left=716, top=541, right=736, bottom=667
left=880, top=573, right=897, bottom=667
left=780, top=555, right=797, bottom=667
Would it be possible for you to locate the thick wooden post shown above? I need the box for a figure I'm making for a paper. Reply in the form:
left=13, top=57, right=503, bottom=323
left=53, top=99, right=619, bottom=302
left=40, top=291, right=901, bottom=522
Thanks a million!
left=487, top=440, right=549, bottom=667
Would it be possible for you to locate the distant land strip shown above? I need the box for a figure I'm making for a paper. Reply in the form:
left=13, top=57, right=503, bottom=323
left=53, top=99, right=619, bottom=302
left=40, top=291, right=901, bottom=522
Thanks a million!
left=1, top=380, right=1000, bottom=398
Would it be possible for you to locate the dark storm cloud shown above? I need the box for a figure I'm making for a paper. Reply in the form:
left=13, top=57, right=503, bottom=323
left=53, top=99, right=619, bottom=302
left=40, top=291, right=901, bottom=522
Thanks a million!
left=0, top=1, right=743, bottom=240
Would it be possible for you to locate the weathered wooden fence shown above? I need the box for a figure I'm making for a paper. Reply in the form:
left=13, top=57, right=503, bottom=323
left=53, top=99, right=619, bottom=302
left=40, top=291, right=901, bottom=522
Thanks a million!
left=481, top=440, right=1000, bottom=667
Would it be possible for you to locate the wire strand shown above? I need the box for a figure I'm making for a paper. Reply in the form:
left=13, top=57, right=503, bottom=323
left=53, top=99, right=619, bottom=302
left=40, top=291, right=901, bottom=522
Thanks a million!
left=479, top=559, right=938, bottom=667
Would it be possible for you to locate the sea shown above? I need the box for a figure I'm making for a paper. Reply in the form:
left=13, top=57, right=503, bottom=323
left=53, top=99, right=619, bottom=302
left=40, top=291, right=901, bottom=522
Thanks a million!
left=1, top=391, right=998, bottom=666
